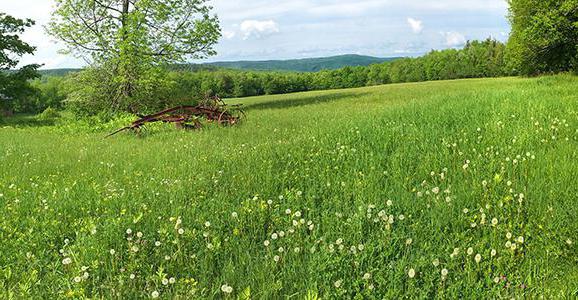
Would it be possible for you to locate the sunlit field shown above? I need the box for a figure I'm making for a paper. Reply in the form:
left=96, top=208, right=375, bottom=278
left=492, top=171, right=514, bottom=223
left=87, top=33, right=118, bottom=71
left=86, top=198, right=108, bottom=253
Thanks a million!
left=1, top=75, right=577, bottom=298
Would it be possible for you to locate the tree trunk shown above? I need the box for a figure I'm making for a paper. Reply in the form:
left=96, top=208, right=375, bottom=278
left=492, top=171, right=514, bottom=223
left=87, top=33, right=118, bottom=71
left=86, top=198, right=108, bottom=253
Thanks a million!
left=120, top=0, right=133, bottom=99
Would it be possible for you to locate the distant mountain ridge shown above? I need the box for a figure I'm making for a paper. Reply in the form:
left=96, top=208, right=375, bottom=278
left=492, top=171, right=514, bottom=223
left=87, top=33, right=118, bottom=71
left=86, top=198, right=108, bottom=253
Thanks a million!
left=205, top=54, right=400, bottom=72
left=38, top=54, right=401, bottom=76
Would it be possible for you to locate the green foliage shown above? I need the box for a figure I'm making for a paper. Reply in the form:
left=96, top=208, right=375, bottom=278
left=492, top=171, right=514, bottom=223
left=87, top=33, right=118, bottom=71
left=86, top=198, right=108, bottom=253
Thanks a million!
left=64, top=64, right=181, bottom=117
left=507, top=0, right=578, bottom=75
left=36, top=106, right=61, bottom=121
left=1, top=76, right=577, bottom=297
left=0, top=13, right=40, bottom=114
left=47, top=0, right=221, bottom=115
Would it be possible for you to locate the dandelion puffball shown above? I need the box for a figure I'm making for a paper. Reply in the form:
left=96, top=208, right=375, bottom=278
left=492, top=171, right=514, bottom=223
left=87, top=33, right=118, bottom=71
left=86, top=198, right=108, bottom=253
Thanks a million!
left=408, top=268, right=416, bottom=278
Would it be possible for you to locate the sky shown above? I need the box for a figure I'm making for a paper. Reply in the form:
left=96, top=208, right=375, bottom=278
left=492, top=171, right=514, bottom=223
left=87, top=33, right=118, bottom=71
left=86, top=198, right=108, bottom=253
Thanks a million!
left=1, top=0, right=510, bottom=69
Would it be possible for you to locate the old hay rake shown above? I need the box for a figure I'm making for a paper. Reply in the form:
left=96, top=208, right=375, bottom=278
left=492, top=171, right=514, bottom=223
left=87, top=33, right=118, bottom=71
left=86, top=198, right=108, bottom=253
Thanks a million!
left=107, top=96, right=244, bottom=137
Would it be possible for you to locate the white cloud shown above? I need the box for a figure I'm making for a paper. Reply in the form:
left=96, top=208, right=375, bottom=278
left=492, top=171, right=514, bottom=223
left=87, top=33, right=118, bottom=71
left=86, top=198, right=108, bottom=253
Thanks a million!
left=407, top=18, right=423, bottom=34
left=443, top=31, right=466, bottom=47
left=222, top=30, right=236, bottom=39
left=240, top=20, right=280, bottom=40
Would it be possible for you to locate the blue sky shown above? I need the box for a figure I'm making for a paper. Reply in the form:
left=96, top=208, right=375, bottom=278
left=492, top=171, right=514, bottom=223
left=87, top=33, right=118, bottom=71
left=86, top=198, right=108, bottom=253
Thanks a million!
left=1, top=0, right=510, bottom=69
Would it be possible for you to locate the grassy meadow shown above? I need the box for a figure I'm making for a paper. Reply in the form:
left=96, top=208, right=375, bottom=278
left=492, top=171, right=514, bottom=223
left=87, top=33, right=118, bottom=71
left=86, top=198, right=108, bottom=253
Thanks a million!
left=1, top=75, right=577, bottom=298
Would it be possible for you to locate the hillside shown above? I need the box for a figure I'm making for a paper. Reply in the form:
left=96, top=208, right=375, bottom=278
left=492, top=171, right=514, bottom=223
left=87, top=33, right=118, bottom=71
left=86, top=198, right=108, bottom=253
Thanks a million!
left=1, top=76, right=577, bottom=298
left=206, top=54, right=399, bottom=72
left=37, top=54, right=400, bottom=76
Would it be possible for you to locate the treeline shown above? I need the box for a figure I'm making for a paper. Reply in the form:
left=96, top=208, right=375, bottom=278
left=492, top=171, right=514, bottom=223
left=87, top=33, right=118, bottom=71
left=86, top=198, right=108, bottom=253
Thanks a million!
left=11, top=39, right=511, bottom=115
left=168, top=39, right=510, bottom=98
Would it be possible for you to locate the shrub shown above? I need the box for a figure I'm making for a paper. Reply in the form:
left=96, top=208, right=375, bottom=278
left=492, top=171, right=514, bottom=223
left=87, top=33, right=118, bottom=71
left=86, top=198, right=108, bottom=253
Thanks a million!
left=36, top=106, right=61, bottom=121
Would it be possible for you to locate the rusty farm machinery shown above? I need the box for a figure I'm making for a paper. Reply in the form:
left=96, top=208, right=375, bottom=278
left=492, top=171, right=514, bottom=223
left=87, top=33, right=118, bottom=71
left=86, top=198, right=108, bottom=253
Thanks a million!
left=107, top=96, right=244, bottom=137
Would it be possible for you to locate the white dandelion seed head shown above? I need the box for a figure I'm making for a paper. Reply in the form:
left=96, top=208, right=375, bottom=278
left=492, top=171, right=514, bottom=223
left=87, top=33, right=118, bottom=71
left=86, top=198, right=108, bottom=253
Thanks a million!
left=441, top=268, right=448, bottom=276
left=62, top=257, right=72, bottom=265
left=408, top=268, right=416, bottom=278
left=151, top=291, right=159, bottom=298
left=363, top=272, right=372, bottom=280
left=475, top=254, right=482, bottom=263
left=334, top=279, right=342, bottom=288
left=221, top=284, right=233, bottom=293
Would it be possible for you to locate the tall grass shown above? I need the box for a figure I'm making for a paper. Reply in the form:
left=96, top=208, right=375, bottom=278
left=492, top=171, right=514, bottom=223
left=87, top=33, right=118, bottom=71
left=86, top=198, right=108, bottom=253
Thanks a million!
left=0, top=75, right=577, bottom=298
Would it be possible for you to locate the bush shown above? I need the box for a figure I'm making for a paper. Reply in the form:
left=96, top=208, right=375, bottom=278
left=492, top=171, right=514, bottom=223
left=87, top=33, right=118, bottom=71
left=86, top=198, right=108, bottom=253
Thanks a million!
left=64, top=65, right=179, bottom=117
left=36, top=106, right=61, bottom=121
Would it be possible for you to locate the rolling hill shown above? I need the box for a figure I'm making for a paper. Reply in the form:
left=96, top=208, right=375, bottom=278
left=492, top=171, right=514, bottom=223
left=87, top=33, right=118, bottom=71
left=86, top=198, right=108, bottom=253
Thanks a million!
left=38, top=54, right=400, bottom=76
left=205, top=54, right=400, bottom=72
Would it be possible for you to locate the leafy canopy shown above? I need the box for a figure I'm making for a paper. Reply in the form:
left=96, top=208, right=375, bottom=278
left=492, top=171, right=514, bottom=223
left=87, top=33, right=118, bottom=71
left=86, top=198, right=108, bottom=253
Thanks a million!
left=47, top=0, right=221, bottom=115
left=0, top=13, right=40, bottom=114
left=507, top=0, right=578, bottom=75
left=47, top=0, right=221, bottom=64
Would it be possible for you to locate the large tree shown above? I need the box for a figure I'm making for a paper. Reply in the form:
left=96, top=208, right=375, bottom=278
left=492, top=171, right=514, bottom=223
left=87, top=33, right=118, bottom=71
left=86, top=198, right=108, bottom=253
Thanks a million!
left=507, top=0, right=578, bottom=75
left=0, top=13, right=40, bottom=116
left=47, top=0, right=221, bottom=113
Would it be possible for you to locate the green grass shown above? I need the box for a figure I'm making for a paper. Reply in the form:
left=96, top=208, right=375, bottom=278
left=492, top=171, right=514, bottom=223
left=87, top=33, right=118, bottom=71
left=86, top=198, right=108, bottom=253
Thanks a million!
left=1, top=75, right=577, bottom=298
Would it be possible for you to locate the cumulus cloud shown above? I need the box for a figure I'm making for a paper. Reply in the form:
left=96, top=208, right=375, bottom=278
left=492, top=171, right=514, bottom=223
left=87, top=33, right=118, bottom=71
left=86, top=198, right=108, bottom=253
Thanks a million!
left=240, top=20, right=280, bottom=40
left=407, top=18, right=423, bottom=34
left=443, top=31, right=466, bottom=47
